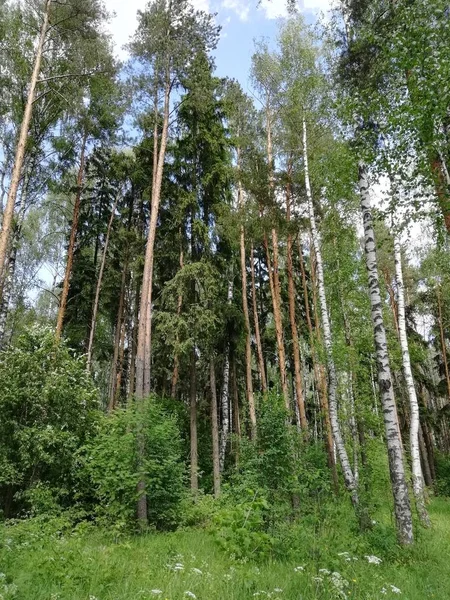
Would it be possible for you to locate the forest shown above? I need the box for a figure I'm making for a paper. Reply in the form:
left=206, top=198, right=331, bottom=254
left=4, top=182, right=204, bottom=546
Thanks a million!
left=1, top=0, right=450, bottom=598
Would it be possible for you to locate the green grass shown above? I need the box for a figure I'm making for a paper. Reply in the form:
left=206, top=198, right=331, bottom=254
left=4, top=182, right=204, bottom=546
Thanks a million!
left=1, top=498, right=450, bottom=600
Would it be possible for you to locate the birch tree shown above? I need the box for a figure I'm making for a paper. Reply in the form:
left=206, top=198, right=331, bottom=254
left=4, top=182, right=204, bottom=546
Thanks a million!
left=394, top=235, right=430, bottom=526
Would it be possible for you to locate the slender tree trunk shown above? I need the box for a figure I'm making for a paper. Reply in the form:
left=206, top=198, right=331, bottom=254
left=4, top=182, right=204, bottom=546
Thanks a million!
left=86, top=195, right=119, bottom=370
left=303, top=119, right=357, bottom=503
left=128, top=275, right=141, bottom=402
left=237, top=169, right=256, bottom=438
left=220, top=281, right=233, bottom=471
left=271, top=227, right=290, bottom=410
left=358, top=162, right=413, bottom=545
left=419, top=424, right=433, bottom=487
left=231, top=353, right=241, bottom=465
left=190, top=348, right=198, bottom=494
left=0, top=0, right=52, bottom=286
left=286, top=177, right=307, bottom=429
left=299, top=236, right=338, bottom=489
left=210, top=360, right=221, bottom=497
left=109, top=262, right=128, bottom=410
left=394, top=237, right=430, bottom=526
left=171, top=242, right=184, bottom=398
left=55, top=131, right=88, bottom=340
left=250, top=243, right=267, bottom=393
left=135, top=78, right=170, bottom=399
left=436, top=286, right=450, bottom=399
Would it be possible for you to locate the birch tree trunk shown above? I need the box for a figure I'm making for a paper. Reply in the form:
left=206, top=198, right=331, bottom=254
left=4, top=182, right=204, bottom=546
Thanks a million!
left=394, top=237, right=430, bottom=527
left=299, top=237, right=338, bottom=489
left=303, top=119, right=358, bottom=504
left=358, top=162, right=413, bottom=545
left=86, top=195, right=119, bottom=371
left=220, top=280, right=233, bottom=471
left=250, top=242, right=267, bottom=392
left=210, top=360, right=221, bottom=497
left=0, top=0, right=52, bottom=286
left=55, top=131, right=88, bottom=341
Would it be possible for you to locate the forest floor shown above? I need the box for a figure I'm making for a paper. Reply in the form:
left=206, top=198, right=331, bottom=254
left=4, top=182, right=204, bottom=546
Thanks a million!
left=1, top=498, right=450, bottom=600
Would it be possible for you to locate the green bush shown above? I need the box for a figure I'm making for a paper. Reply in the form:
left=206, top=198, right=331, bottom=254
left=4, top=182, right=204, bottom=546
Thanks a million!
left=79, top=397, right=185, bottom=530
left=0, top=327, right=98, bottom=519
left=435, top=451, right=450, bottom=496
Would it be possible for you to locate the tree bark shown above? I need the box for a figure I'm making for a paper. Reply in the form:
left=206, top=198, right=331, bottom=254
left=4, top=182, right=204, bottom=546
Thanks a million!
left=285, top=175, right=307, bottom=429
left=210, top=360, right=221, bottom=498
left=0, top=0, right=52, bottom=287
left=436, top=285, right=450, bottom=399
left=190, top=348, right=198, bottom=494
left=303, top=119, right=357, bottom=504
left=250, top=243, right=267, bottom=393
left=86, top=194, right=119, bottom=371
left=171, top=241, right=184, bottom=398
left=55, top=131, right=88, bottom=340
left=358, top=162, right=413, bottom=545
left=237, top=161, right=256, bottom=437
left=219, top=281, right=233, bottom=471
left=299, top=236, right=338, bottom=490
left=135, top=76, right=171, bottom=399
left=394, top=237, right=430, bottom=526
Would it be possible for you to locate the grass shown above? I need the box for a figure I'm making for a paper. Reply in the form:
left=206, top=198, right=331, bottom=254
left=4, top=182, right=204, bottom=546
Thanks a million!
left=1, top=498, right=450, bottom=600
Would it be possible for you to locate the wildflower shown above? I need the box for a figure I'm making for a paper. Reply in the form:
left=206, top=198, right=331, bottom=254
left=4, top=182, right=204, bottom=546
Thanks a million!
left=184, top=592, right=197, bottom=599
left=313, top=577, right=323, bottom=583
left=365, top=555, right=382, bottom=565
left=389, top=585, right=402, bottom=594
left=319, top=568, right=331, bottom=575
left=191, top=568, right=203, bottom=575
left=294, top=566, right=305, bottom=572
left=381, top=588, right=387, bottom=595
left=150, top=591, right=163, bottom=596
left=273, top=588, right=283, bottom=593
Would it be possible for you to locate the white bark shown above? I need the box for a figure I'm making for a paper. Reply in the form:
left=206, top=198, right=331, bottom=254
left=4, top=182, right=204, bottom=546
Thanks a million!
left=219, top=280, right=233, bottom=471
left=358, top=163, right=413, bottom=545
left=303, top=119, right=358, bottom=505
left=394, top=236, right=430, bottom=527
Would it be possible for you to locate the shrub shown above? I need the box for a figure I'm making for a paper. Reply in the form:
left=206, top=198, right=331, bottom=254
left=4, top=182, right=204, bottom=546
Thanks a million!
left=0, top=327, right=98, bottom=518
left=79, top=397, right=185, bottom=530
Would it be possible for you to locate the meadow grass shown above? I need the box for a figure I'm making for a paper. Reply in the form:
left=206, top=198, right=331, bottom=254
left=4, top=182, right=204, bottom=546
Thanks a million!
left=1, top=498, right=450, bottom=600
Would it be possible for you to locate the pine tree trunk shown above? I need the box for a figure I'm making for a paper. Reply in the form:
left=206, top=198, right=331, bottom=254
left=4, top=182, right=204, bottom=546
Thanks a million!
left=87, top=195, right=119, bottom=370
left=210, top=360, right=221, bottom=498
left=190, top=348, right=198, bottom=494
left=135, top=78, right=170, bottom=399
left=394, top=237, right=430, bottom=526
left=108, top=261, right=128, bottom=410
left=286, top=177, right=307, bottom=429
left=303, top=119, right=357, bottom=503
left=419, top=424, right=433, bottom=487
left=128, top=275, right=141, bottom=402
left=358, top=162, right=413, bottom=545
left=236, top=146, right=256, bottom=437
left=55, top=131, right=88, bottom=340
left=250, top=242, right=267, bottom=392
left=0, top=0, right=52, bottom=286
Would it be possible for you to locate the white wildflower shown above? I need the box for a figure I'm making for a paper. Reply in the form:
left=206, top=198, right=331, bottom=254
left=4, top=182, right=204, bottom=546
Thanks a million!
left=294, top=566, right=305, bottom=572
left=381, top=588, right=387, bottom=595
left=389, top=584, right=402, bottom=594
left=184, top=592, right=197, bottom=599
left=365, top=555, right=382, bottom=565
left=319, top=568, right=331, bottom=574
left=191, top=568, right=203, bottom=575
left=150, top=591, right=163, bottom=596
left=313, top=576, right=323, bottom=583
left=273, top=588, right=283, bottom=592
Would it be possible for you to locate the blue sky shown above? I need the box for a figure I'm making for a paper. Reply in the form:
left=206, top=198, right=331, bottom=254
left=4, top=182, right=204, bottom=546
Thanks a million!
left=107, top=0, right=332, bottom=91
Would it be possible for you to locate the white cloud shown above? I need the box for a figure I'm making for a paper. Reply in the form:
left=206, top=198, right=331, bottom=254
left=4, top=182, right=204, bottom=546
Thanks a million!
left=221, top=0, right=250, bottom=20
left=220, top=0, right=332, bottom=23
